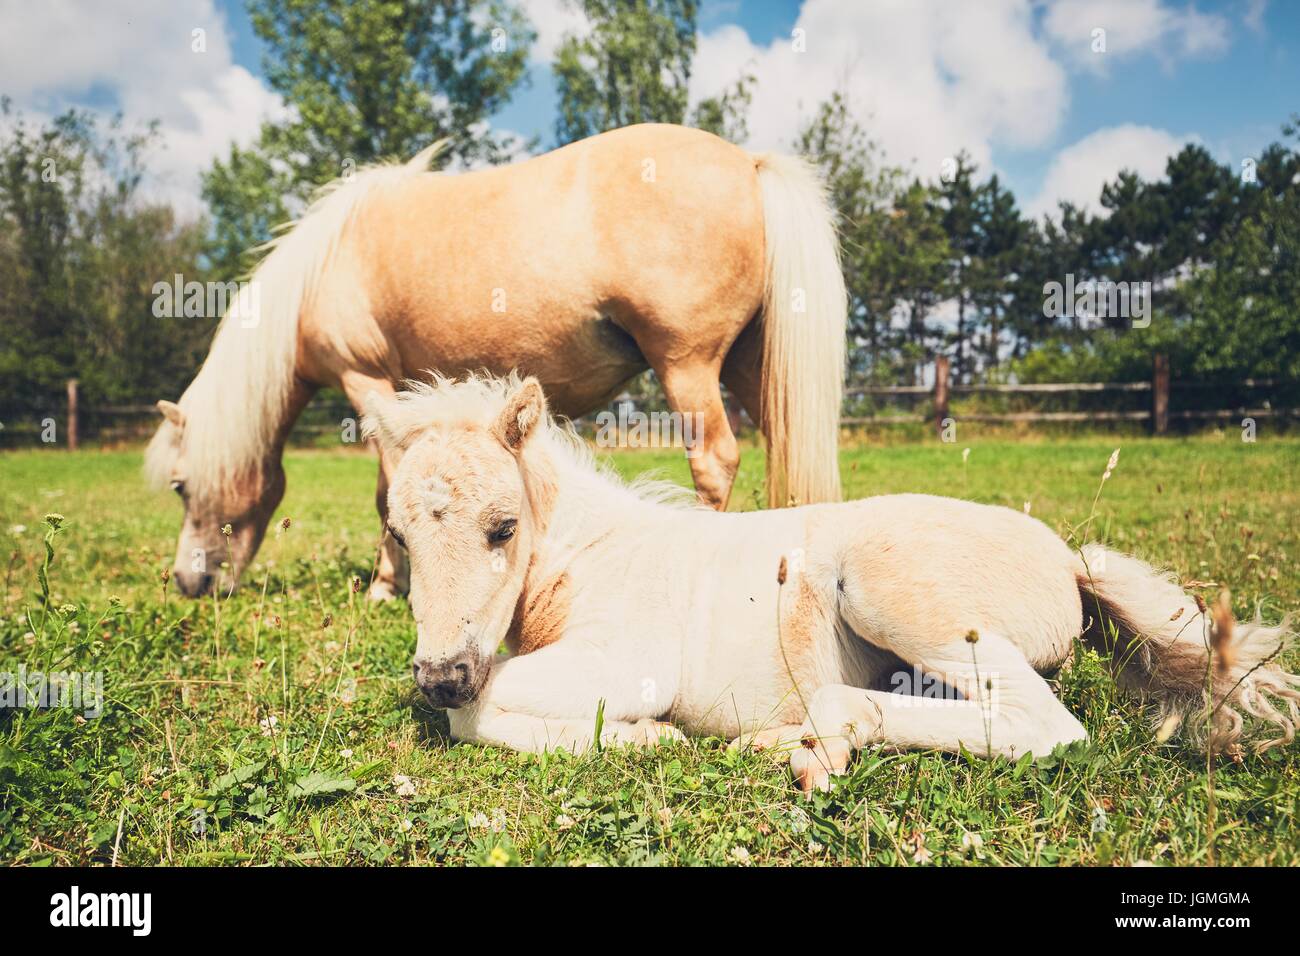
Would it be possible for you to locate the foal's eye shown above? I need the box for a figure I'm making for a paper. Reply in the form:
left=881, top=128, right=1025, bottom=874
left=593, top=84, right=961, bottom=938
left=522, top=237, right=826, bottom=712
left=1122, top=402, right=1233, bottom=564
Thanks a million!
left=488, top=519, right=517, bottom=544
left=170, top=480, right=185, bottom=496
left=386, top=523, right=406, bottom=548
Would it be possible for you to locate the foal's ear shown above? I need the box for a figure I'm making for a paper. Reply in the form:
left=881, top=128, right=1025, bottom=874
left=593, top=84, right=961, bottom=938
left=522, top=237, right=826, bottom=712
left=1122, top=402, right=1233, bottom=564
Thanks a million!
left=156, top=400, right=185, bottom=430
left=360, top=391, right=413, bottom=452
left=494, top=377, right=547, bottom=452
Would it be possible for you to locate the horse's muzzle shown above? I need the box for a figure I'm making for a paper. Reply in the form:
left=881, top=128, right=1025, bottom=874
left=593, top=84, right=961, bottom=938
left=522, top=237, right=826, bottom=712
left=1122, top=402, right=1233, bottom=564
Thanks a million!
left=173, top=568, right=214, bottom=598
left=414, top=651, right=487, bottom=708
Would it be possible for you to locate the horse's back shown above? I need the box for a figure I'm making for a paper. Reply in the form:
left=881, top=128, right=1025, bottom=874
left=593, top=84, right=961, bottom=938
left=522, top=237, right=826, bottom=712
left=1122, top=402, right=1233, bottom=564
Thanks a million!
left=322, top=125, right=765, bottom=409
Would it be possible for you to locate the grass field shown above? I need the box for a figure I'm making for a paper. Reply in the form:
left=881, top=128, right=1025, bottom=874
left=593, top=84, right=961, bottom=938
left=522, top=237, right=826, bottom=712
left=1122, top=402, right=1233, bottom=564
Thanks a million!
left=2, top=433, right=1298, bottom=866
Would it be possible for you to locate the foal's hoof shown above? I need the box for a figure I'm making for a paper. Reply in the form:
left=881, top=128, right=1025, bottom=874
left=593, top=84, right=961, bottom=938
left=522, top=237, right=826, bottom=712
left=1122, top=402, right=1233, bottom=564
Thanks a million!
left=633, top=719, right=687, bottom=747
left=367, top=579, right=402, bottom=602
left=789, top=737, right=851, bottom=797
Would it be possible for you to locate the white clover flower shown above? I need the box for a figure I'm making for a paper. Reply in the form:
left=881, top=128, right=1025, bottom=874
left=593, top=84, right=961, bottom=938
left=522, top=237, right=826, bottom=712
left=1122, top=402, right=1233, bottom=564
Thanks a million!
left=469, top=812, right=490, bottom=829
left=728, top=846, right=751, bottom=865
left=258, top=715, right=279, bottom=737
left=393, top=774, right=416, bottom=797
left=555, top=814, right=575, bottom=830
left=961, top=831, right=984, bottom=855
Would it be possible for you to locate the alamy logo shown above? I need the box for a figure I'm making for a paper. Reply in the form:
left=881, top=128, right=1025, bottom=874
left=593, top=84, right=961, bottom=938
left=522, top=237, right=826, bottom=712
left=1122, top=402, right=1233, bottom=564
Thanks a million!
left=1042, top=273, right=1151, bottom=328
left=594, top=406, right=705, bottom=457
left=0, top=667, right=103, bottom=718
left=152, top=274, right=261, bottom=326
left=49, top=886, right=151, bottom=936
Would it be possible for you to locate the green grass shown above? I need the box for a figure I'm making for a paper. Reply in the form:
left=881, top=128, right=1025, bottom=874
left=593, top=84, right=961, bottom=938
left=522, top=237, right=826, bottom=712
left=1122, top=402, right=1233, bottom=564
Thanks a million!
left=1, top=433, right=1298, bottom=866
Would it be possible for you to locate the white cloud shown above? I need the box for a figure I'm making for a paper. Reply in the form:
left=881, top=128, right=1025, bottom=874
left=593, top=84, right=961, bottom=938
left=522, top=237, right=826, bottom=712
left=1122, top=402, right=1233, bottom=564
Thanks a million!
left=1041, top=0, right=1230, bottom=70
left=518, top=0, right=589, bottom=63
left=1026, top=123, right=1192, bottom=219
left=0, top=0, right=286, bottom=220
left=1243, top=0, right=1269, bottom=33
left=690, top=0, right=1069, bottom=178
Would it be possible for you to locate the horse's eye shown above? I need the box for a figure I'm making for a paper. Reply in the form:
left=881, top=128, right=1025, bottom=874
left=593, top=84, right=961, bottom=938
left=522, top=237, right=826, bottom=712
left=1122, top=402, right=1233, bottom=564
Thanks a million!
left=489, top=519, right=516, bottom=544
left=386, top=523, right=406, bottom=548
left=170, top=480, right=185, bottom=496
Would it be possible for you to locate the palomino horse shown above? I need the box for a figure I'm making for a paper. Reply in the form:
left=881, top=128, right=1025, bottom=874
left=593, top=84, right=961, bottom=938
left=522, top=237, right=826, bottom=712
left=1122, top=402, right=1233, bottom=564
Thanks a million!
left=147, top=124, right=846, bottom=598
left=365, top=373, right=1299, bottom=794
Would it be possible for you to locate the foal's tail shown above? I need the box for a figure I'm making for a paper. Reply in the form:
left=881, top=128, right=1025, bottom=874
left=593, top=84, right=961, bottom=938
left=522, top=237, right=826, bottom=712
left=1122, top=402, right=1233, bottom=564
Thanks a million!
left=1075, top=543, right=1300, bottom=752
left=752, top=152, right=846, bottom=509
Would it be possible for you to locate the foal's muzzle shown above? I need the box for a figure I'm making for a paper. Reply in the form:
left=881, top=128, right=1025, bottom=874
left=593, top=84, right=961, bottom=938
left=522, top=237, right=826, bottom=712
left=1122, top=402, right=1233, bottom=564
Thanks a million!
left=414, top=651, right=487, bottom=708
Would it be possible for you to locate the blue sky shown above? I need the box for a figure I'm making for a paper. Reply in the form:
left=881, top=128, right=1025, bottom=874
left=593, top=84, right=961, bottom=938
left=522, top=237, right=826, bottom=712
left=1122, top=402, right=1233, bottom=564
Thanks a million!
left=3, top=0, right=1296, bottom=219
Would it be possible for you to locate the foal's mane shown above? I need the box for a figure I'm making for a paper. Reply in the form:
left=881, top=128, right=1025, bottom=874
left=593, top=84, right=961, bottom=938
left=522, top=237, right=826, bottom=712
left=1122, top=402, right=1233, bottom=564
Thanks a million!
left=368, top=373, right=700, bottom=512
left=145, top=143, right=447, bottom=497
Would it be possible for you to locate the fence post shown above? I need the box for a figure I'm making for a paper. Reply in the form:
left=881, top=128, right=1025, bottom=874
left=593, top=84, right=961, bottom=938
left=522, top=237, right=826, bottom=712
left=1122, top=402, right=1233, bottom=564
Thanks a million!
left=1152, top=354, right=1169, bottom=435
left=933, top=355, right=950, bottom=436
left=66, top=379, right=79, bottom=452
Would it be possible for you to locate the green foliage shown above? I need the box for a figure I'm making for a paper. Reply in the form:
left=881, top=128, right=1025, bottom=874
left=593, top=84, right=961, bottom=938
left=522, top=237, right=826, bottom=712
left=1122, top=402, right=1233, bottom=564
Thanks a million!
left=553, top=0, right=749, bottom=145
left=554, top=0, right=698, bottom=144
left=202, top=0, right=534, bottom=278
left=0, top=101, right=211, bottom=416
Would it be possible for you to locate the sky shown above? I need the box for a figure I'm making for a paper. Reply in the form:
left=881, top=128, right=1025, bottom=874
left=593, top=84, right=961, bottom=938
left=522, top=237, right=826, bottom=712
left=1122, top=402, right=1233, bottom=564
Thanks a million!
left=0, top=0, right=1296, bottom=221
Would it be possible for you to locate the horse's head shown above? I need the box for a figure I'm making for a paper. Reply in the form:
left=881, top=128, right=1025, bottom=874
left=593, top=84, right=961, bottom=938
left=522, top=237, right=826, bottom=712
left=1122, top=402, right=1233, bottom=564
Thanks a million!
left=146, top=400, right=285, bottom=597
left=365, top=375, right=548, bottom=708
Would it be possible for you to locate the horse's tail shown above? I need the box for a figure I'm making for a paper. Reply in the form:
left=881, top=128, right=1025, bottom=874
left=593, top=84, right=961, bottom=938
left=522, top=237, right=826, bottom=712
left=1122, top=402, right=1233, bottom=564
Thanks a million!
left=1075, top=543, right=1300, bottom=752
left=752, top=152, right=846, bottom=508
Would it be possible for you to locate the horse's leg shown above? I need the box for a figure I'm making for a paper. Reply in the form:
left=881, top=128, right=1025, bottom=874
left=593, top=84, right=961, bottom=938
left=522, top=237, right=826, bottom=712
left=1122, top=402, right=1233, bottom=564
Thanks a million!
left=446, top=634, right=683, bottom=752
left=338, top=371, right=409, bottom=601
left=370, top=450, right=410, bottom=600
left=720, top=317, right=764, bottom=432
left=788, top=633, right=1087, bottom=794
left=652, top=359, right=739, bottom=510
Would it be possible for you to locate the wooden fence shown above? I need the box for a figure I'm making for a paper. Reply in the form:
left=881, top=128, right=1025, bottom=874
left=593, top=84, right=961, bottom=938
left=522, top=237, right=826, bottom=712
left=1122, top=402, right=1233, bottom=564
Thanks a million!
left=2, top=355, right=1294, bottom=450
left=843, top=354, right=1294, bottom=435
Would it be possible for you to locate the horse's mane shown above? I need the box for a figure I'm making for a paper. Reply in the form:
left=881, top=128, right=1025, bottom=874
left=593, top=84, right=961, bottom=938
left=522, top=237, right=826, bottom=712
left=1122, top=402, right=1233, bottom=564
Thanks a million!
left=145, top=142, right=448, bottom=497
left=364, top=372, right=701, bottom=512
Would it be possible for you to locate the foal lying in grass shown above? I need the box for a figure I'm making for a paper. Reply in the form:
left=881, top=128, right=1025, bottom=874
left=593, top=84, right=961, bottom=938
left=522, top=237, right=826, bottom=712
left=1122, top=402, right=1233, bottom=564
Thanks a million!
left=364, top=374, right=1300, bottom=794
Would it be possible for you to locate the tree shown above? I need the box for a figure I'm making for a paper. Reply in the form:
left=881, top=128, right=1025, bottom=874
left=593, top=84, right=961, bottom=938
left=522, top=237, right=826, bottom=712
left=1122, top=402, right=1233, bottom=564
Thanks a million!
left=203, top=0, right=534, bottom=278
left=0, top=102, right=209, bottom=417
left=553, top=0, right=751, bottom=145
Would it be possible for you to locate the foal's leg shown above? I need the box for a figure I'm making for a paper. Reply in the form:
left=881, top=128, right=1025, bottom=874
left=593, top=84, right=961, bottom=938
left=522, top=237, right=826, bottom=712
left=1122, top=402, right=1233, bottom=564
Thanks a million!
left=788, top=633, right=1087, bottom=794
left=450, top=705, right=684, bottom=753
left=339, top=371, right=409, bottom=600
left=446, top=636, right=683, bottom=753
left=653, top=359, right=739, bottom=510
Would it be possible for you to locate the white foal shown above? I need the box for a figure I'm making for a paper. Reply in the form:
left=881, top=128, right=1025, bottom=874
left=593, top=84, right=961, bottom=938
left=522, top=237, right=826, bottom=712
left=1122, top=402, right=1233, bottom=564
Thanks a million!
left=365, top=374, right=1300, bottom=794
